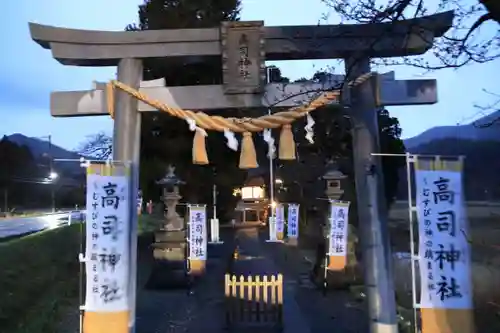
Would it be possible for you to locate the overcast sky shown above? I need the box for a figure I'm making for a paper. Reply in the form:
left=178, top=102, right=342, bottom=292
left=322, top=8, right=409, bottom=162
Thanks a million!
left=2, top=0, right=499, bottom=150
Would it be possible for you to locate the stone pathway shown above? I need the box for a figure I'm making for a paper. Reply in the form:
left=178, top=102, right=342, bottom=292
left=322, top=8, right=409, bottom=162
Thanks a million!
left=58, top=226, right=368, bottom=333
left=231, top=227, right=311, bottom=333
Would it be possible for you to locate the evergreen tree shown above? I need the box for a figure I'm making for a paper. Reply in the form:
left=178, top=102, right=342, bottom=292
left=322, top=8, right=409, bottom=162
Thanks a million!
left=0, top=137, right=47, bottom=209
left=279, top=72, right=406, bottom=210
left=126, top=0, right=243, bottom=219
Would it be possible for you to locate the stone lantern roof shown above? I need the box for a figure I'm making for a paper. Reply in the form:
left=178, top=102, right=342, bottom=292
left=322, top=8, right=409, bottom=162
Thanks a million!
left=244, top=176, right=265, bottom=187
left=156, top=165, right=185, bottom=187
left=322, top=160, right=347, bottom=180
left=323, top=169, right=347, bottom=180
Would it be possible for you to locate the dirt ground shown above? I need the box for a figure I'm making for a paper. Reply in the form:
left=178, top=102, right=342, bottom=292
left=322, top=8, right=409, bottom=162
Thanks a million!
left=388, top=201, right=500, bottom=331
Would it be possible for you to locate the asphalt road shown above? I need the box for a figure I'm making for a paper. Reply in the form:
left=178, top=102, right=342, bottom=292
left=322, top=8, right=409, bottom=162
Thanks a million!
left=0, top=211, right=84, bottom=239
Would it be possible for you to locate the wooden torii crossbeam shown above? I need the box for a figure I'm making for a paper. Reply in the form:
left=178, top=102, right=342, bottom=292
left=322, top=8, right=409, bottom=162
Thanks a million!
left=29, top=11, right=452, bottom=66
left=51, top=72, right=438, bottom=117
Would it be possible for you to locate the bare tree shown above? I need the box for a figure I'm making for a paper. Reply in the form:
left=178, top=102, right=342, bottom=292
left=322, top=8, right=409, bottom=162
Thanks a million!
left=473, top=89, right=500, bottom=127
left=322, top=0, right=500, bottom=126
left=78, top=132, right=112, bottom=160
left=323, top=0, right=499, bottom=69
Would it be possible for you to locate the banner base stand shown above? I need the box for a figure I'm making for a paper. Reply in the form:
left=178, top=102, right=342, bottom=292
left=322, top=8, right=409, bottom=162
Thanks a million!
left=266, top=239, right=284, bottom=243
left=208, top=241, right=224, bottom=244
left=188, top=259, right=206, bottom=277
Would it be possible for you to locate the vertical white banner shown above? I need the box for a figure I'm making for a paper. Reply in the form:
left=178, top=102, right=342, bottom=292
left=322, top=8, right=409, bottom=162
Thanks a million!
left=268, top=216, right=277, bottom=241
left=84, top=171, right=130, bottom=312
left=275, top=204, right=285, bottom=234
left=415, top=168, right=472, bottom=309
left=287, top=204, right=300, bottom=238
left=188, top=205, right=207, bottom=260
left=209, top=218, right=221, bottom=243
left=328, top=201, right=350, bottom=257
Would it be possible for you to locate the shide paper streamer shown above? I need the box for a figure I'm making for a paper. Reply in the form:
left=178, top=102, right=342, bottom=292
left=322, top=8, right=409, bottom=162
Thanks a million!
left=305, top=112, right=315, bottom=144
left=224, top=129, right=238, bottom=151
left=263, top=128, right=276, bottom=159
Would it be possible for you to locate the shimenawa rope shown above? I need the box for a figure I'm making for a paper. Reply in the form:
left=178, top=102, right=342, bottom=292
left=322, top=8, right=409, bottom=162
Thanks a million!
left=106, top=72, right=375, bottom=169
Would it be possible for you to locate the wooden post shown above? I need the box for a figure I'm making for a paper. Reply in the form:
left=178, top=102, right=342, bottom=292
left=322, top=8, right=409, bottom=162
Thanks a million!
left=247, top=275, right=254, bottom=322
left=225, top=274, right=231, bottom=326
left=255, top=276, right=261, bottom=322
left=262, top=275, right=269, bottom=322
left=276, top=274, right=283, bottom=329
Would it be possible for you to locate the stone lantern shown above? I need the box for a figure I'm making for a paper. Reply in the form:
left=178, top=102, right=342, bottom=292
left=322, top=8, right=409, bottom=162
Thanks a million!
left=151, top=165, right=187, bottom=270
left=322, top=159, right=347, bottom=201
left=235, top=176, right=268, bottom=223
left=156, top=165, right=185, bottom=230
left=320, top=159, right=347, bottom=241
left=321, top=159, right=359, bottom=287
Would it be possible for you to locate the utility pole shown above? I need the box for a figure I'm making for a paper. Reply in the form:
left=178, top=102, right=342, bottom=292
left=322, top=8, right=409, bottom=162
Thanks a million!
left=213, top=184, right=217, bottom=219
left=48, top=135, right=56, bottom=213
left=212, top=167, right=217, bottom=220
left=37, top=134, right=56, bottom=212
left=267, top=66, right=275, bottom=220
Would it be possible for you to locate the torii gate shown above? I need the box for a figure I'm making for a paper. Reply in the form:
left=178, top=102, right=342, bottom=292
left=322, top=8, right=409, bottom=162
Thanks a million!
left=30, top=11, right=453, bottom=333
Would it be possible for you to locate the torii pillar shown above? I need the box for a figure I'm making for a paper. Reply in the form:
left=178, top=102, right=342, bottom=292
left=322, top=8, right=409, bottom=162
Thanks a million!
left=347, top=57, right=397, bottom=332
left=112, top=58, right=142, bottom=332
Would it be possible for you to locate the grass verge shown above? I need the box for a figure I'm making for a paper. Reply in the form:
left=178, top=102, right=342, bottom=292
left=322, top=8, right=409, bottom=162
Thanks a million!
left=0, top=224, right=82, bottom=333
left=0, top=216, right=160, bottom=333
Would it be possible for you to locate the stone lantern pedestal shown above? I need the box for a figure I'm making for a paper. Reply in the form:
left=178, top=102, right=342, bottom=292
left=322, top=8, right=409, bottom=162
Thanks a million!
left=152, top=187, right=186, bottom=260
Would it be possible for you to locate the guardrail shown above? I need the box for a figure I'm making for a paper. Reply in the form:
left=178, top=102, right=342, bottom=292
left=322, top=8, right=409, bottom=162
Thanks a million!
left=0, top=210, right=85, bottom=240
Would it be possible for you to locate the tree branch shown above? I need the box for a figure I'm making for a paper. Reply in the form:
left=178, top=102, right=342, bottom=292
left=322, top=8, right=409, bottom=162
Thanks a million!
left=78, top=132, right=112, bottom=160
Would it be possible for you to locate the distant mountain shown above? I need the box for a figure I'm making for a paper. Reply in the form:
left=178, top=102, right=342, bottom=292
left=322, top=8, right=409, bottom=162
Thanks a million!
left=398, top=139, right=500, bottom=201
left=395, top=111, right=500, bottom=201
left=6, top=134, right=84, bottom=175
left=403, top=110, right=500, bottom=149
left=396, top=138, right=500, bottom=200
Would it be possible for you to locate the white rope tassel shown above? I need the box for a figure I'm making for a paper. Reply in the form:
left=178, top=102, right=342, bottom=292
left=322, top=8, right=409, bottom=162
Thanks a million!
left=186, top=118, right=207, bottom=137
left=263, top=129, right=276, bottom=159
left=224, top=129, right=238, bottom=151
left=304, top=112, right=315, bottom=144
